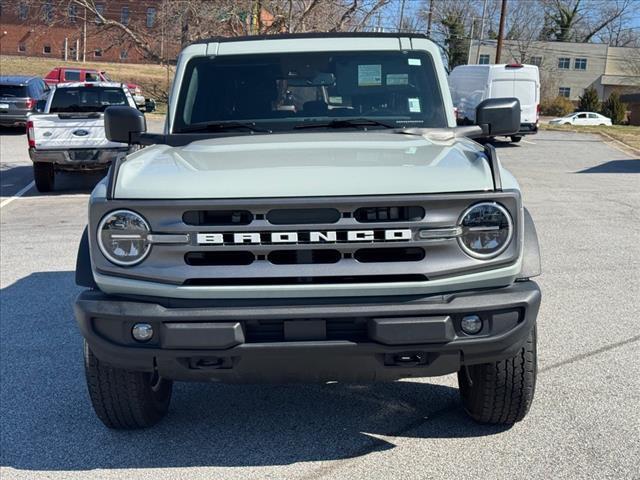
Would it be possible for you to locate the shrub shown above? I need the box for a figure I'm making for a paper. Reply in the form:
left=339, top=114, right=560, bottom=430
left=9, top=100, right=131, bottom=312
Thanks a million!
left=577, top=87, right=600, bottom=113
left=601, top=92, right=627, bottom=125
left=540, top=96, right=574, bottom=117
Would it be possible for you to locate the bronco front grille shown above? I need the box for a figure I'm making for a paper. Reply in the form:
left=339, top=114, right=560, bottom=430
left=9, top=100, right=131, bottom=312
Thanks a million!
left=92, top=192, right=521, bottom=288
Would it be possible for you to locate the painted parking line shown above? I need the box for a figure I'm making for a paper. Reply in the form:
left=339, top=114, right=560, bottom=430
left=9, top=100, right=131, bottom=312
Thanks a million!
left=0, top=181, right=34, bottom=209
left=522, top=139, right=536, bottom=145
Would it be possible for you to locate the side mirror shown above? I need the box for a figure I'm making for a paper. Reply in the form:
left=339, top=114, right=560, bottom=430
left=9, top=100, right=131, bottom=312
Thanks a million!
left=144, top=99, right=156, bottom=113
left=476, top=98, right=520, bottom=136
left=105, top=106, right=146, bottom=143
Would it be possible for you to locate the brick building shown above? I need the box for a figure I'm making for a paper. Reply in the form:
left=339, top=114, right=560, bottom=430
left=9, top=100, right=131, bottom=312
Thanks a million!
left=0, top=1, right=279, bottom=65
left=0, top=0, right=181, bottom=63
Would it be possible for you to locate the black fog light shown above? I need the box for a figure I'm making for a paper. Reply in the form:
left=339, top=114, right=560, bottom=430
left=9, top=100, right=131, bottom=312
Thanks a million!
left=461, top=315, right=482, bottom=335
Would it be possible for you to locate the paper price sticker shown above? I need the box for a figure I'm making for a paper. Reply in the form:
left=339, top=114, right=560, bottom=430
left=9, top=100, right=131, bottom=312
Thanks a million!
left=358, top=64, right=382, bottom=86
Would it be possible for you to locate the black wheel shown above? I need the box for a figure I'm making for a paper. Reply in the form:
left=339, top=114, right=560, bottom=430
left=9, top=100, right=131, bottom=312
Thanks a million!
left=458, top=326, right=537, bottom=424
left=510, top=135, right=522, bottom=143
left=83, top=341, right=173, bottom=429
left=33, top=162, right=55, bottom=192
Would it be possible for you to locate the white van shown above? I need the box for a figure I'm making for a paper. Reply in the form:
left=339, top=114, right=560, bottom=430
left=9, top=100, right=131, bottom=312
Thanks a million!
left=449, top=64, right=540, bottom=142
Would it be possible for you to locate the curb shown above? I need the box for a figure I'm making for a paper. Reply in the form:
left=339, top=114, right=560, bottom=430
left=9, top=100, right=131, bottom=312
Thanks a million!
left=541, top=125, right=640, bottom=156
left=597, top=131, right=640, bottom=156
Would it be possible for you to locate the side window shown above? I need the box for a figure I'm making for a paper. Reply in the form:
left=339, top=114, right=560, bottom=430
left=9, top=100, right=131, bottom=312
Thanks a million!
left=146, top=7, right=156, bottom=28
left=574, top=58, right=587, bottom=70
left=121, top=6, right=129, bottom=25
left=65, top=70, right=81, bottom=81
left=588, top=113, right=598, bottom=118
left=577, top=113, right=587, bottom=118
left=85, top=72, right=100, bottom=82
left=529, top=56, right=542, bottom=67
left=33, top=80, right=43, bottom=96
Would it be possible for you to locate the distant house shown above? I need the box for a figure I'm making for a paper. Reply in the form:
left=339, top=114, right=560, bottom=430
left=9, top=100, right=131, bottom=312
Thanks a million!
left=470, top=39, right=640, bottom=101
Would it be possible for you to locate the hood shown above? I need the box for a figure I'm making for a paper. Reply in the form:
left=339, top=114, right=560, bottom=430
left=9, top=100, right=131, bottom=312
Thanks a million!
left=114, top=131, right=494, bottom=199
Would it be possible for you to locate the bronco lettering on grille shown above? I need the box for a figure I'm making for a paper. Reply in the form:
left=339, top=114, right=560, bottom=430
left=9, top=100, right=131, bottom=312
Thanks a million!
left=196, top=229, right=412, bottom=245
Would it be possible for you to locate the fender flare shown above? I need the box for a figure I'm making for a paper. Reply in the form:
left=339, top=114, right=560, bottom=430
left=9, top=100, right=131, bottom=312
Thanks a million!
left=518, top=208, right=542, bottom=280
left=76, top=227, right=98, bottom=289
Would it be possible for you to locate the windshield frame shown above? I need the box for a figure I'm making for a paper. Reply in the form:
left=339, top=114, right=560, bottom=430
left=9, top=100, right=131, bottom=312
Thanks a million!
left=172, top=49, right=448, bottom=135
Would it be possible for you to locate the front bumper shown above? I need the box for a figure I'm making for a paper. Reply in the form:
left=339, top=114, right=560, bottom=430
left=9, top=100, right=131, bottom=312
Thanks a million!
left=29, top=147, right=129, bottom=169
left=75, top=281, right=540, bottom=383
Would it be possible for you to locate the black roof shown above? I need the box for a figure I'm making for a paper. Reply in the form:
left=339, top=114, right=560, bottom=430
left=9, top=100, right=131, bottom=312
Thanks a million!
left=0, top=75, right=39, bottom=85
left=191, top=31, right=428, bottom=46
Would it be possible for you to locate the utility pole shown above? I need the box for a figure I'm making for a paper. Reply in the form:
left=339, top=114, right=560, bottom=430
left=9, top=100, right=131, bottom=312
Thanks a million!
left=495, top=0, right=507, bottom=63
left=466, top=19, right=475, bottom=65
left=288, top=0, right=293, bottom=33
left=475, top=0, right=488, bottom=63
left=398, top=0, right=406, bottom=32
left=426, top=0, right=434, bottom=39
left=82, top=6, right=87, bottom=63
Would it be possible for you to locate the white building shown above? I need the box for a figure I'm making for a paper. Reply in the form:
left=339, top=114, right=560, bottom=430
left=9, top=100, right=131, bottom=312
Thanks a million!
left=469, top=40, right=640, bottom=101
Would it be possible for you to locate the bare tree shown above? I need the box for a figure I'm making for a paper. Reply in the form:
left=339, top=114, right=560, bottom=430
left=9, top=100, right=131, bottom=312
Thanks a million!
left=539, top=0, right=633, bottom=43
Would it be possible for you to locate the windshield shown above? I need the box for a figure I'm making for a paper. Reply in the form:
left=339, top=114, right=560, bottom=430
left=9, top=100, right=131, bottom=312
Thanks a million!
left=0, top=85, right=28, bottom=97
left=49, top=87, right=128, bottom=113
left=174, top=50, right=447, bottom=133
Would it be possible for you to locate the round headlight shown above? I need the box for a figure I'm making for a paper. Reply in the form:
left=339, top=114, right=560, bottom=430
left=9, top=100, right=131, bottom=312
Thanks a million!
left=458, top=202, right=513, bottom=259
left=97, top=210, right=151, bottom=266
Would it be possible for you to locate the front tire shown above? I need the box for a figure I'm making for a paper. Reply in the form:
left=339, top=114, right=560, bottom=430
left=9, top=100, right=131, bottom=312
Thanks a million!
left=33, top=162, right=55, bottom=192
left=458, top=326, right=537, bottom=424
left=510, top=135, right=522, bottom=143
left=83, top=341, right=173, bottom=429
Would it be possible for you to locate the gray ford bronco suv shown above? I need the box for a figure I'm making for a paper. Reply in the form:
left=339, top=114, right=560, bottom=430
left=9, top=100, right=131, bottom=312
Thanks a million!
left=74, top=33, right=541, bottom=429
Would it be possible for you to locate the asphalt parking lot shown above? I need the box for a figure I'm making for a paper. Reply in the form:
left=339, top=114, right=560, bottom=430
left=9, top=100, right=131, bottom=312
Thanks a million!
left=1, top=125, right=638, bottom=479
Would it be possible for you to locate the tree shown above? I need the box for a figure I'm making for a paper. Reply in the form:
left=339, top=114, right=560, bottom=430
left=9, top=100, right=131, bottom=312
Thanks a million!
left=25, top=0, right=392, bottom=65
left=600, top=92, right=627, bottom=124
left=577, top=87, right=600, bottom=112
left=539, top=0, right=632, bottom=43
left=441, top=13, right=469, bottom=69
left=419, top=0, right=480, bottom=70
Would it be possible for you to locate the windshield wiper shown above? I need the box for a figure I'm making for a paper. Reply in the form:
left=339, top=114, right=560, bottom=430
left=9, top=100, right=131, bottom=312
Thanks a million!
left=294, top=118, right=396, bottom=130
left=178, top=121, right=272, bottom=134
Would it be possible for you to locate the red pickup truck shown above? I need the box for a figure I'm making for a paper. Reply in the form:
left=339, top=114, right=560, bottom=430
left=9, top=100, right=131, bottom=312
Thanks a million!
left=44, top=67, right=147, bottom=109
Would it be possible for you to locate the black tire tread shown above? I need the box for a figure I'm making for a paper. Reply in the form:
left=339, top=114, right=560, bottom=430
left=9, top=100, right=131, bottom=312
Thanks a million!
left=33, top=162, right=54, bottom=192
left=458, top=326, right=537, bottom=424
left=83, top=342, right=172, bottom=429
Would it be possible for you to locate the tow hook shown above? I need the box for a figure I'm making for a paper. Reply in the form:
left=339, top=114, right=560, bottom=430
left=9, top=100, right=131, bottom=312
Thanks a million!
left=385, top=352, right=428, bottom=367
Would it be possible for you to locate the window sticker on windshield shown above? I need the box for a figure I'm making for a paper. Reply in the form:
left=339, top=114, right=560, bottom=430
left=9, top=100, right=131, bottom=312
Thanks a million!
left=358, top=64, right=382, bottom=86
left=408, top=97, right=421, bottom=113
left=386, top=73, right=409, bottom=85
left=329, top=96, right=343, bottom=104
left=408, top=58, right=422, bottom=66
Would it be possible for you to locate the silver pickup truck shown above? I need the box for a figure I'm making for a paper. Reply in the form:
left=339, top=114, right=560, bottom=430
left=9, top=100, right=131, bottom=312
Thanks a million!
left=27, top=82, right=136, bottom=192
left=74, top=33, right=541, bottom=429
